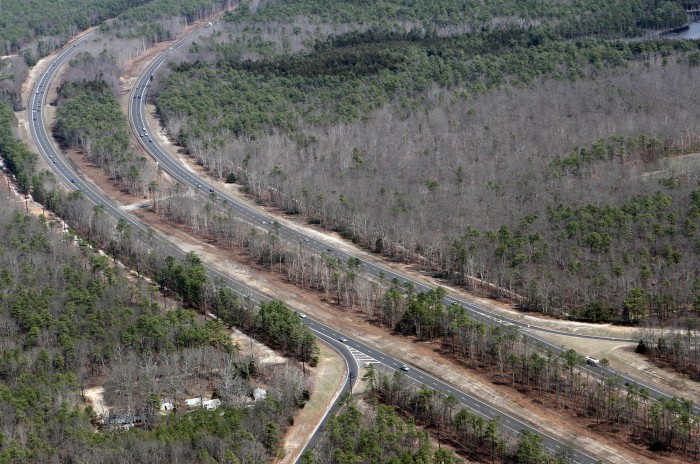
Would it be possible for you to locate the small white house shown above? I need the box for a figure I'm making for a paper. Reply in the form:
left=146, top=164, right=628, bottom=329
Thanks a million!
left=160, top=401, right=175, bottom=411
left=185, top=397, right=202, bottom=407
left=202, top=399, right=221, bottom=410
left=253, top=388, right=267, bottom=401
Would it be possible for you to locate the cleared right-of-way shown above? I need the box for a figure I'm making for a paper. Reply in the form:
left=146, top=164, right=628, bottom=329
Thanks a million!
left=129, top=26, right=699, bottom=417
left=31, top=32, right=605, bottom=464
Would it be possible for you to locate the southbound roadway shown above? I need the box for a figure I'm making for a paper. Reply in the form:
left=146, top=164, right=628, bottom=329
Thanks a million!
left=129, top=24, right=698, bottom=418
left=29, top=32, right=605, bottom=464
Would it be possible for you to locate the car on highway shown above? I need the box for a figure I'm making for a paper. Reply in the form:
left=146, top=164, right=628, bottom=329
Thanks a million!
left=339, top=337, right=348, bottom=343
left=70, top=178, right=75, bottom=183
left=299, top=313, right=307, bottom=318
left=349, top=372, right=356, bottom=379
left=400, top=365, right=410, bottom=371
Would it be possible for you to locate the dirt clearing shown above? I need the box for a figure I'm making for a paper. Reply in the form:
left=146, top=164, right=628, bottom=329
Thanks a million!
left=276, top=342, right=346, bottom=464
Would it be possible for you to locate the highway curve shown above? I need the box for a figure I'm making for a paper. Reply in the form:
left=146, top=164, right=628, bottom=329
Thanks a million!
left=28, top=28, right=609, bottom=464
left=129, top=22, right=699, bottom=418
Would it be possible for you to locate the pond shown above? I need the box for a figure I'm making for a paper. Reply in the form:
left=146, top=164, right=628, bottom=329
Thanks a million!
left=663, top=21, right=700, bottom=39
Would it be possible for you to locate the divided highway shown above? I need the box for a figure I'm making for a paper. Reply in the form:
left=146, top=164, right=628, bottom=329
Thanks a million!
left=28, top=32, right=606, bottom=464
left=130, top=25, right=698, bottom=418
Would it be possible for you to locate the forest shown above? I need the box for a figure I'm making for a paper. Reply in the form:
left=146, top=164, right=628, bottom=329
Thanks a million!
left=0, top=0, right=235, bottom=56
left=302, top=394, right=465, bottom=464
left=0, top=203, right=308, bottom=463
left=0, top=97, right=332, bottom=461
left=143, top=166, right=700, bottom=457
left=53, top=77, right=154, bottom=196
left=3, top=0, right=700, bottom=461
left=153, top=0, right=700, bottom=325
left=236, top=0, right=688, bottom=36
left=0, top=0, right=149, bottom=55
left=0, top=0, right=234, bottom=110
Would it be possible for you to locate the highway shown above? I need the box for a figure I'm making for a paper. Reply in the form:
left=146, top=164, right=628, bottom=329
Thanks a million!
left=28, top=31, right=606, bottom=464
left=129, top=25, right=699, bottom=418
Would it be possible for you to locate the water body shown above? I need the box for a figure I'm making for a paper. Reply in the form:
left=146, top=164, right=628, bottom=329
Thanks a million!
left=662, top=21, right=700, bottom=39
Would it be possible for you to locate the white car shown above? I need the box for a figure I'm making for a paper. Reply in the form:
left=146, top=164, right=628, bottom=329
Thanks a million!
left=400, top=365, right=410, bottom=371
left=299, top=313, right=307, bottom=318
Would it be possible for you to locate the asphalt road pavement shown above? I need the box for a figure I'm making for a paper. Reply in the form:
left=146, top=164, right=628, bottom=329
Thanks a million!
left=129, top=25, right=698, bottom=418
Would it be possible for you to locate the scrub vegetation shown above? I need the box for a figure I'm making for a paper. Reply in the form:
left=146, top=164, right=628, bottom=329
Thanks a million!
left=153, top=0, right=700, bottom=327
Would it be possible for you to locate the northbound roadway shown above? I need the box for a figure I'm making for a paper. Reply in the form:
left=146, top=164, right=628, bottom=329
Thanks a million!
left=129, top=23, right=698, bottom=418
left=28, top=29, right=608, bottom=464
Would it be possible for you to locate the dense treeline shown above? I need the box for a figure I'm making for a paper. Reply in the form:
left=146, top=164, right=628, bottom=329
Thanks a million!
left=0, top=102, right=37, bottom=191
left=0, top=0, right=235, bottom=57
left=158, top=27, right=699, bottom=142
left=256, top=300, right=319, bottom=364
left=1, top=97, right=321, bottom=462
left=53, top=78, right=154, bottom=196
left=0, top=206, right=307, bottom=463
left=302, top=394, right=464, bottom=464
left=130, top=183, right=700, bottom=456
left=156, top=21, right=700, bottom=324
left=237, top=0, right=688, bottom=36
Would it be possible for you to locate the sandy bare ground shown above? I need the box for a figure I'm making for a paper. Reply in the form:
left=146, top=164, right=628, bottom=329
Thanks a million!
left=12, top=17, right=696, bottom=464
left=83, top=386, right=109, bottom=418
left=276, top=343, right=346, bottom=464
left=125, top=205, right=689, bottom=463
left=135, top=86, right=700, bottom=408
left=229, top=327, right=288, bottom=365
left=124, top=72, right=700, bottom=409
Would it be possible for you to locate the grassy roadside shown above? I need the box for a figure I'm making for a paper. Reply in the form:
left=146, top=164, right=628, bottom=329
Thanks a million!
left=277, top=341, right=346, bottom=464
